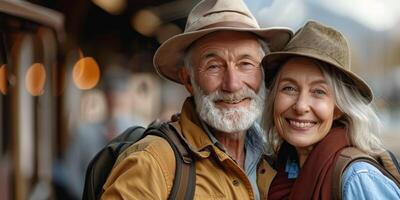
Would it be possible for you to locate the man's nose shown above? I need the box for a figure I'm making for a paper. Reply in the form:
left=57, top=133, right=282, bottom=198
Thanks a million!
left=221, top=66, right=243, bottom=92
left=292, top=92, right=310, bottom=114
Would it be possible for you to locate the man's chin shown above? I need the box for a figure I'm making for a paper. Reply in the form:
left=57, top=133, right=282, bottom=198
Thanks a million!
left=211, top=122, right=252, bottom=133
left=202, top=108, right=255, bottom=133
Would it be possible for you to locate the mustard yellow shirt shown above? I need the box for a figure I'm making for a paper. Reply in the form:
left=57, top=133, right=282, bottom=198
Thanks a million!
left=101, top=98, right=276, bottom=199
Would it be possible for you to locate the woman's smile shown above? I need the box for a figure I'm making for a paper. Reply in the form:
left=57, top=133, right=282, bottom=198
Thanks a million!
left=286, top=118, right=317, bottom=130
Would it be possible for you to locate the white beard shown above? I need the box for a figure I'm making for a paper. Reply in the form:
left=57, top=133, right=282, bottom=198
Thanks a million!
left=192, top=79, right=266, bottom=133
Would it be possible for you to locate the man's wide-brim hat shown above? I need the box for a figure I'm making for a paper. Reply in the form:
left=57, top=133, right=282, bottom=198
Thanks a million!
left=262, top=21, right=373, bottom=103
left=153, top=0, right=293, bottom=84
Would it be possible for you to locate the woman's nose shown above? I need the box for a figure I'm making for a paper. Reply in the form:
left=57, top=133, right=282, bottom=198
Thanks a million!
left=292, top=93, right=310, bottom=114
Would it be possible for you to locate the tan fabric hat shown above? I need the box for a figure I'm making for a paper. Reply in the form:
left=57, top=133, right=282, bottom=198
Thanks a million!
left=153, top=0, right=293, bottom=84
left=262, top=21, right=373, bottom=103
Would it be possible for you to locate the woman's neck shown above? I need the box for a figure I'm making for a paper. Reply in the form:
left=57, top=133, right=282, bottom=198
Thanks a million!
left=295, top=146, right=314, bottom=167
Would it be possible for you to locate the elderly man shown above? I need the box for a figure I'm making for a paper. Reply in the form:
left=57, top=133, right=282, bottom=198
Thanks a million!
left=101, top=0, right=292, bottom=199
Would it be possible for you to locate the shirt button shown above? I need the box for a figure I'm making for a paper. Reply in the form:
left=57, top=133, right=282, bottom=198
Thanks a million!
left=260, top=168, right=266, bottom=174
left=232, top=179, right=240, bottom=186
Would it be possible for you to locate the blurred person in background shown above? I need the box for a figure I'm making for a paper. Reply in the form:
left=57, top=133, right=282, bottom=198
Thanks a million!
left=100, top=0, right=292, bottom=199
left=55, top=66, right=146, bottom=199
left=264, top=21, right=400, bottom=199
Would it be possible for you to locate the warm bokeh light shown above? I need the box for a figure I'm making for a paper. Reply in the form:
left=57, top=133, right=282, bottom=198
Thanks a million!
left=72, top=57, right=101, bottom=90
left=156, top=23, right=182, bottom=44
left=131, top=9, right=161, bottom=36
left=25, top=63, right=46, bottom=96
left=0, top=64, right=7, bottom=95
left=92, top=0, right=127, bottom=15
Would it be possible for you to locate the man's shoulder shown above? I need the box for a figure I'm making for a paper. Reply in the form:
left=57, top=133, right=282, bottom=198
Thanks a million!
left=102, top=135, right=177, bottom=199
left=115, top=135, right=176, bottom=166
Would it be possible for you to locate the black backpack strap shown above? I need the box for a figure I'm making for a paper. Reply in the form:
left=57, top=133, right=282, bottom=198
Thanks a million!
left=146, top=123, right=196, bottom=200
left=83, top=126, right=146, bottom=200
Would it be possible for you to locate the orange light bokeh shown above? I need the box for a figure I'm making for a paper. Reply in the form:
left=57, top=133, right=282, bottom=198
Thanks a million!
left=25, top=63, right=46, bottom=96
left=0, top=64, right=7, bottom=95
left=72, top=57, right=100, bottom=90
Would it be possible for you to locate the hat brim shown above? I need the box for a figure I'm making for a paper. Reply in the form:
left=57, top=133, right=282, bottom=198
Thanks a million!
left=154, top=27, right=293, bottom=84
left=262, top=49, right=373, bottom=103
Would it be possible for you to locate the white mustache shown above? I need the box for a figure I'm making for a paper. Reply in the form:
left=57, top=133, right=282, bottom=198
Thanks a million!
left=209, top=86, right=258, bottom=104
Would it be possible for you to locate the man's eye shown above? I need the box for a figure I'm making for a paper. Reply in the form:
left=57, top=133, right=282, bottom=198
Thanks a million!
left=239, top=62, right=256, bottom=69
left=242, top=62, right=254, bottom=67
left=206, top=63, right=222, bottom=72
left=208, top=64, right=219, bottom=69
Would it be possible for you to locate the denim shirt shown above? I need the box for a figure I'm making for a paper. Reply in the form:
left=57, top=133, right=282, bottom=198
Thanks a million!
left=342, top=162, right=400, bottom=199
left=285, top=160, right=400, bottom=199
left=200, top=120, right=265, bottom=200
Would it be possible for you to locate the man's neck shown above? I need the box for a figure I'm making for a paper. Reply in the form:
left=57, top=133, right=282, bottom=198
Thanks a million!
left=213, top=130, right=247, bottom=169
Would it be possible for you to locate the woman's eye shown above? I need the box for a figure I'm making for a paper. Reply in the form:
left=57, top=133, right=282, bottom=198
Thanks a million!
left=282, top=86, right=297, bottom=94
left=313, top=89, right=326, bottom=96
left=283, top=86, right=295, bottom=91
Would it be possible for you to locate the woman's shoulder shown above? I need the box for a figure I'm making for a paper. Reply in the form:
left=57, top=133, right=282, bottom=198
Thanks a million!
left=343, top=161, right=397, bottom=185
left=342, top=161, right=400, bottom=199
left=344, top=161, right=383, bottom=176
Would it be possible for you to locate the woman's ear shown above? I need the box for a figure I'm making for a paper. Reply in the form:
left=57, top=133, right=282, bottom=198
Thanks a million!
left=333, top=107, right=344, bottom=120
left=179, top=68, right=194, bottom=95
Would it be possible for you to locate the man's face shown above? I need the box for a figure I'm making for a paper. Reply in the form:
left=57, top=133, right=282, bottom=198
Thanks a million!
left=182, top=31, right=265, bottom=133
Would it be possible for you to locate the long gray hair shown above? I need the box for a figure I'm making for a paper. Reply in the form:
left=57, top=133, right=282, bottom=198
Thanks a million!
left=263, top=59, right=384, bottom=156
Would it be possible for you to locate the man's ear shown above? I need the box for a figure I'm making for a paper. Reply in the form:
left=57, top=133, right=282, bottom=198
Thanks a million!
left=179, top=68, right=194, bottom=95
left=333, top=107, right=344, bottom=120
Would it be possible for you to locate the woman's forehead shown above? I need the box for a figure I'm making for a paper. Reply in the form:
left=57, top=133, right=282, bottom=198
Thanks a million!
left=279, top=58, right=325, bottom=80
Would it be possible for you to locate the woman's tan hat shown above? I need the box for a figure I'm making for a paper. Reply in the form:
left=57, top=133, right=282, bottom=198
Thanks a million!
left=153, top=0, right=293, bottom=84
left=262, top=21, right=373, bottom=103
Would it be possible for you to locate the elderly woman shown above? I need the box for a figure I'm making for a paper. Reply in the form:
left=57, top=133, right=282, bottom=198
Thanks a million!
left=262, top=21, right=400, bottom=199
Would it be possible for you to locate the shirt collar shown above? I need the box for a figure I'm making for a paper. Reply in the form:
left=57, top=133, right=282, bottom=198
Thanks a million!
left=178, top=98, right=217, bottom=157
left=285, top=158, right=300, bottom=179
left=199, top=119, right=226, bottom=151
left=200, top=115, right=266, bottom=154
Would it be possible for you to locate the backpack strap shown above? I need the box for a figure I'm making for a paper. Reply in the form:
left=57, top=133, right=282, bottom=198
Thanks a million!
left=332, top=147, right=368, bottom=200
left=146, top=122, right=196, bottom=200
left=376, top=150, right=400, bottom=182
left=83, top=126, right=146, bottom=200
left=332, top=147, right=400, bottom=200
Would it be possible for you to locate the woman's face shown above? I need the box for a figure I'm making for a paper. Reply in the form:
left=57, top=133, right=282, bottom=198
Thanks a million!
left=273, top=57, right=338, bottom=152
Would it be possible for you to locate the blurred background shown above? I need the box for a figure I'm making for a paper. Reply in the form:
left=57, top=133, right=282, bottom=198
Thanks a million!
left=0, top=0, right=399, bottom=199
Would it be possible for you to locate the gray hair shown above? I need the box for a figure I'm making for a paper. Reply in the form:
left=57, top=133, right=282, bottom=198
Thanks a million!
left=263, top=60, right=384, bottom=156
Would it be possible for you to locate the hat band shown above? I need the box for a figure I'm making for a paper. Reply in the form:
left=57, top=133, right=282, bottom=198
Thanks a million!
left=196, top=21, right=256, bottom=31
